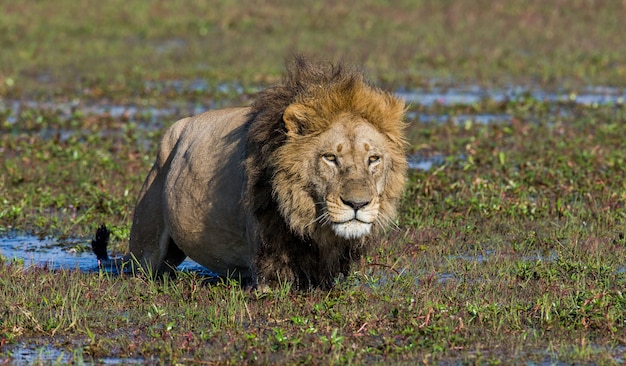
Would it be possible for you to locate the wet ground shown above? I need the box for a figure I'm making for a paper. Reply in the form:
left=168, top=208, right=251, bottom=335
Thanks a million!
left=2, top=83, right=624, bottom=125
left=8, top=343, right=145, bottom=365
left=0, top=234, right=212, bottom=275
left=1, top=84, right=624, bottom=271
left=1, top=84, right=625, bottom=364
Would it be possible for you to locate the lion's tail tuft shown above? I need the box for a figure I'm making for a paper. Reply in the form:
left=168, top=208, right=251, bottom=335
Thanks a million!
left=91, top=224, right=110, bottom=261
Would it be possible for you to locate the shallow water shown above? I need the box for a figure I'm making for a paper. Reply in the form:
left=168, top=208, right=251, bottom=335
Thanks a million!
left=0, top=235, right=95, bottom=271
left=6, top=343, right=145, bottom=365
left=1, top=235, right=624, bottom=364
left=397, top=85, right=626, bottom=106
left=407, top=154, right=447, bottom=171
left=1, top=84, right=624, bottom=128
left=0, top=234, right=209, bottom=274
left=0, top=147, right=441, bottom=272
left=1, top=81, right=622, bottom=277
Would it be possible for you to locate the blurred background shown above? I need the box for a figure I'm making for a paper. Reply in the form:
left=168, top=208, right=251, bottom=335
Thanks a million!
left=1, top=0, right=625, bottom=100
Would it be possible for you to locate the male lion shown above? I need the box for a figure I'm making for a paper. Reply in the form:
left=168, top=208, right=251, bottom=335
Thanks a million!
left=94, top=56, right=407, bottom=289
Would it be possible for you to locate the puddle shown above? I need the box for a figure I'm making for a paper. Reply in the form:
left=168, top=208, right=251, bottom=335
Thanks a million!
left=447, top=250, right=562, bottom=265
left=5, top=343, right=145, bottom=365
left=0, top=235, right=212, bottom=364
left=7, top=344, right=81, bottom=365
left=0, top=235, right=212, bottom=275
left=410, top=112, right=513, bottom=125
left=0, top=235, right=94, bottom=271
left=407, top=154, right=447, bottom=171
left=452, top=114, right=513, bottom=125
left=1, top=84, right=624, bottom=131
left=435, top=272, right=457, bottom=284
left=398, top=85, right=492, bottom=106
left=398, top=85, right=626, bottom=106
left=2, top=235, right=624, bottom=363
left=0, top=81, right=256, bottom=127
left=0, top=99, right=198, bottom=127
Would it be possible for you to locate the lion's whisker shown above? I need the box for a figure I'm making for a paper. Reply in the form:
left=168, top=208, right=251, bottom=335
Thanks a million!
left=306, top=211, right=331, bottom=229
left=319, top=212, right=332, bottom=226
left=376, top=212, right=399, bottom=231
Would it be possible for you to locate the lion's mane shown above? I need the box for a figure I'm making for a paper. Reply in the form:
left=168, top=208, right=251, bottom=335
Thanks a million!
left=244, top=56, right=406, bottom=288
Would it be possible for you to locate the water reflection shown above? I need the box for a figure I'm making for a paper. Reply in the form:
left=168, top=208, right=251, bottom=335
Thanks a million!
left=6, top=343, right=145, bottom=365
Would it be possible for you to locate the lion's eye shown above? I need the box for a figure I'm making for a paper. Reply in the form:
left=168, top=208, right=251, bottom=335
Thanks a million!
left=368, top=155, right=380, bottom=164
left=323, top=154, right=337, bottom=164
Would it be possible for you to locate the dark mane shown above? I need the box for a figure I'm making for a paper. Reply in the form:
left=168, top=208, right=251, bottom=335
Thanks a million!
left=245, top=55, right=365, bottom=169
left=243, top=55, right=405, bottom=288
left=244, top=55, right=370, bottom=231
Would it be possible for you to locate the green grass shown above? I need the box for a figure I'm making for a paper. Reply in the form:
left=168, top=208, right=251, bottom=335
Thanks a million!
left=1, top=0, right=626, bottom=364
left=2, top=95, right=625, bottom=364
left=2, top=0, right=626, bottom=100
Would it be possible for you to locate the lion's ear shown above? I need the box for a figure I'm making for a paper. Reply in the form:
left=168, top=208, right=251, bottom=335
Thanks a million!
left=283, top=104, right=311, bottom=136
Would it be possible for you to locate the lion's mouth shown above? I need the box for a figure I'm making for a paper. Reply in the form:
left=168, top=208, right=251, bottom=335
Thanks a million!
left=331, top=219, right=372, bottom=239
left=333, top=217, right=371, bottom=225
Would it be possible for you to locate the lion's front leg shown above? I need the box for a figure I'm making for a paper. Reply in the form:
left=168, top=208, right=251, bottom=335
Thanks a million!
left=253, top=252, right=299, bottom=290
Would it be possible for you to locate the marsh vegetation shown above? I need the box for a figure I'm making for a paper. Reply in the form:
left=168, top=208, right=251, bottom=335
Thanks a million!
left=1, top=1, right=625, bottom=364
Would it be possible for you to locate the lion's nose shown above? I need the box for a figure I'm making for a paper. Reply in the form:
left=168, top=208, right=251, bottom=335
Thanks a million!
left=341, top=197, right=370, bottom=211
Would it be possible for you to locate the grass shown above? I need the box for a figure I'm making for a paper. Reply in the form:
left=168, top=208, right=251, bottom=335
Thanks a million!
left=2, top=0, right=626, bottom=100
left=1, top=0, right=626, bottom=364
left=2, top=93, right=624, bottom=364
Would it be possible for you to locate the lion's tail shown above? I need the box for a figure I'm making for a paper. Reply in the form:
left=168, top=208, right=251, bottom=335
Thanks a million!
left=91, top=224, right=133, bottom=272
left=91, top=224, right=110, bottom=261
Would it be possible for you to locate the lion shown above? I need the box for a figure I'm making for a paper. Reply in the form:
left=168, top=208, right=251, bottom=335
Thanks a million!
left=93, top=56, right=407, bottom=289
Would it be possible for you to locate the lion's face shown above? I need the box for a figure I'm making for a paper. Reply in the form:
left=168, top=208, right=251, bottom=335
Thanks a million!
left=313, top=115, right=389, bottom=239
left=274, top=110, right=405, bottom=241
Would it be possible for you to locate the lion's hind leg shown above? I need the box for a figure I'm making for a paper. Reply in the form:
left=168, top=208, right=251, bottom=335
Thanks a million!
left=136, top=228, right=186, bottom=278
left=156, top=229, right=187, bottom=277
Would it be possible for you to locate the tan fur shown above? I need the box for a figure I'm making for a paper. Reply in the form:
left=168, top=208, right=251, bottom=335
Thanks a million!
left=122, top=56, right=407, bottom=289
